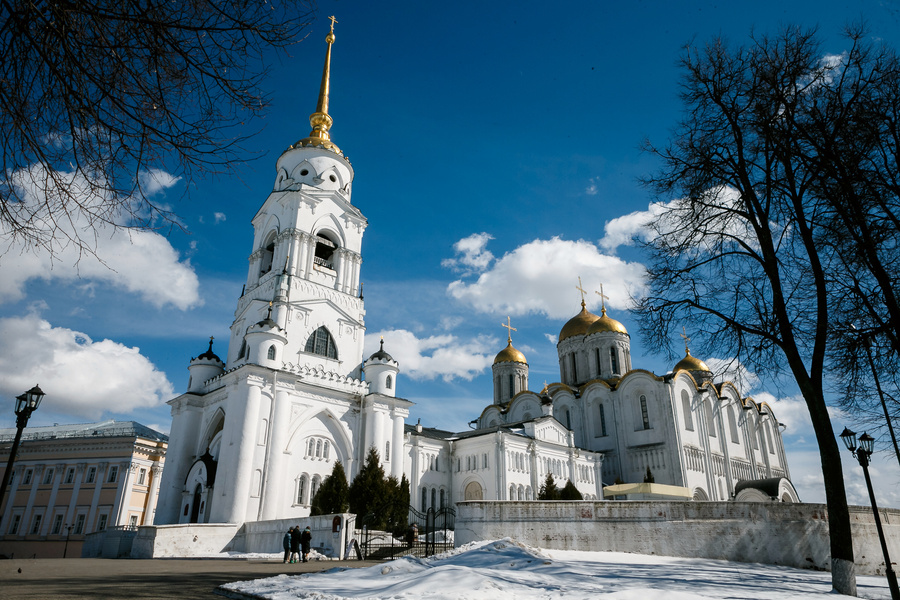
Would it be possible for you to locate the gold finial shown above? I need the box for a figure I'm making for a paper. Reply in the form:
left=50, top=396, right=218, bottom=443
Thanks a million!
left=595, top=283, right=609, bottom=315
left=575, top=277, right=587, bottom=308
left=681, top=326, right=691, bottom=354
left=294, top=15, right=341, bottom=154
left=501, top=316, right=517, bottom=343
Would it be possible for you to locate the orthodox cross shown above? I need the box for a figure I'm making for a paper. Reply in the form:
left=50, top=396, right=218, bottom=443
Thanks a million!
left=681, top=326, right=691, bottom=353
left=595, top=283, right=609, bottom=312
left=575, top=277, right=587, bottom=305
left=501, top=316, right=517, bottom=343
left=328, top=15, right=338, bottom=32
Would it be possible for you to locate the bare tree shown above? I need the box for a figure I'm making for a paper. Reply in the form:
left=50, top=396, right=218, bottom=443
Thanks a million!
left=0, top=0, right=315, bottom=258
left=634, top=25, right=900, bottom=595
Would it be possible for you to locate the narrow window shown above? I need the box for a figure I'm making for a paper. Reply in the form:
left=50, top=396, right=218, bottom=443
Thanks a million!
left=385, top=441, right=390, bottom=462
left=610, top=347, right=619, bottom=374
left=440, top=489, right=446, bottom=508
left=431, top=487, right=436, bottom=509
left=682, top=391, right=694, bottom=431
left=385, top=374, right=393, bottom=390
left=98, top=514, right=108, bottom=531
left=508, top=373, right=514, bottom=399
left=323, top=441, right=330, bottom=459
left=421, top=488, right=427, bottom=512
left=138, top=468, right=147, bottom=485
left=267, top=345, right=276, bottom=360
left=308, top=439, right=315, bottom=457
left=86, top=467, right=96, bottom=484
left=43, top=468, right=54, bottom=485
left=570, top=354, right=577, bottom=382
left=30, top=514, right=42, bottom=534
left=728, top=406, right=739, bottom=443
left=565, top=409, right=571, bottom=429
left=706, top=400, right=716, bottom=438
left=23, top=469, right=33, bottom=485
left=640, top=395, right=650, bottom=430
left=311, top=475, right=321, bottom=499
left=9, top=514, right=20, bottom=535
left=107, top=465, right=119, bottom=483
left=297, top=476, right=307, bottom=504
left=595, top=348, right=602, bottom=376
left=598, top=404, right=607, bottom=437
left=64, top=468, right=75, bottom=484
left=316, top=439, right=322, bottom=458
left=52, top=514, right=63, bottom=535
left=259, top=236, right=275, bottom=276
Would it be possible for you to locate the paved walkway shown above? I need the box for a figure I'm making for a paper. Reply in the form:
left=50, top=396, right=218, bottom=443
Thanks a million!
left=0, top=557, right=381, bottom=599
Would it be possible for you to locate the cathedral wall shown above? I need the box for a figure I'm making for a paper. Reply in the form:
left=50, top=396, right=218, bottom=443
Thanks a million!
left=455, top=501, right=900, bottom=576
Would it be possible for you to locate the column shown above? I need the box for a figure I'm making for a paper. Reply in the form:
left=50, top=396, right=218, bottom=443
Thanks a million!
left=113, top=461, right=136, bottom=525
left=528, top=443, right=539, bottom=498
left=86, top=462, right=108, bottom=532
left=39, top=463, right=66, bottom=536
left=1, top=465, right=24, bottom=531
left=156, top=399, right=202, bottom=524
left=303, top=234, right=315, bottom=277
left=212, top=377, right=262, bottom=523
left=350, top=254, right=361, bottom=297
left=333, top=249, right=346, bottom=292
left=22, top=465, right=44, bottom=534
left=144, top=464, right=163, bottom=525
left=288, top=231, right=301, bottom=276
left=391, top=409, right=405, bottom=479
left=363, top=398, right=376, bottom=456
left=374, top=407, right=386, bottom=468
left=594, top=455, right=605, bottom=499
left=260, top=389, right=291, bottom=520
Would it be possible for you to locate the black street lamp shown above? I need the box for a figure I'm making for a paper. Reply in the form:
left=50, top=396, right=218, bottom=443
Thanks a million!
left=0, top=385, right=45, bottom=525
left=841, top=427, right=900, bottom=600
left=62, top=523, right=74, bottom=558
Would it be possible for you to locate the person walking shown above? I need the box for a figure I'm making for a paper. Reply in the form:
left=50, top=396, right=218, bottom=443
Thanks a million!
left=300, top=526, right=312, bottom=562
left=282, top=527, right=293, bottom=563
left=290, top=524, right=302, bottom=563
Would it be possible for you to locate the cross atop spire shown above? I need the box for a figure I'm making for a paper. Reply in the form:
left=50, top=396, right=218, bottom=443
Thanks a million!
left=501, top=316, right=517, bottom=343
left=596, top=283, right=609, bottom=314
left=575, top=277, right=587, bottom=307
left=681, top=326, right=691, bottom=353
left=293, top=15, right=341, bottom=154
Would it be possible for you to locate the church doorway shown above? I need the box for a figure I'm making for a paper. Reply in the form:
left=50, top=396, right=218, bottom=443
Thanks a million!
left=190, top=484, right=202, bottom=523
left=464, top=481, right=483, bottom=500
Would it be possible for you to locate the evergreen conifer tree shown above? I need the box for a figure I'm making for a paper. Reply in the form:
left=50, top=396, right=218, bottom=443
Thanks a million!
left=538, top=473, right=560, bottom=500
left=348, top=447, right=390, bottom=528
left=559, top=480, right=583, bottom=500
left=310, top=461, right=350, bottom=516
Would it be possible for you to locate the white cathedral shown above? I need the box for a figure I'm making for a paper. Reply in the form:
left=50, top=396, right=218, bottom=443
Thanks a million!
left=155, top=23, right=797, bottom=527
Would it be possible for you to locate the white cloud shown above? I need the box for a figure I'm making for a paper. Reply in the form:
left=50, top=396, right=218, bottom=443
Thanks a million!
left=0, top=165, right=201, bottom=310
left=706, top=357, right=761, bottom=391
left=0, top=313, right=173, bottom=420
left=365, top=329, right=496, bottom=382
left=138, top=168, right=181, bottom=197
left=441, top=232, right=495, bottom=273
left=599, top=201, right=673, bottom=250
left=446, top=237, right=646, bottom=320
left=585, top=177, right=599, bottom=196
left=214, top=212, right=227, bottom=224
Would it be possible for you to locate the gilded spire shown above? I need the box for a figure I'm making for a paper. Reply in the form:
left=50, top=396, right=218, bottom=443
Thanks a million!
left=294, top=16, right=341, bottom=154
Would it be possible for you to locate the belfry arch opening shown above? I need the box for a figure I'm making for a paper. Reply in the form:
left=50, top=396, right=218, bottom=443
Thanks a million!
left=259, top=232, right=276, bottom=276
left=313, top=232, right=339, bottom=270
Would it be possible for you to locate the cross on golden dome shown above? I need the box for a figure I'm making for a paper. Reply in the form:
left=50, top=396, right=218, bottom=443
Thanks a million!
left=596, top=283, right=609, bottom=312
left=575, top=276, right=587, bottom=307
left=501, top=316, right=517, bottom=343
left=681, top=326, right=691, bottom=353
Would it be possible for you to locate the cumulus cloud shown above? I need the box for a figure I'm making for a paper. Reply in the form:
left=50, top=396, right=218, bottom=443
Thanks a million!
left=599, top=200, right=674, bottom=250
left=0, top=313, right=173, bottom=420
left=214, top=212, right=227, bottom=224
left=441, top=232, right=495, bottom=274
left=365, top=329, right=496, bottom=382
left=705, top=357, right=761, bottom=391
left=0, top=165, right=201, bottom=310
left=138, top=168, right=181, bottom=197
left=446, top=236, right=645, bottom=320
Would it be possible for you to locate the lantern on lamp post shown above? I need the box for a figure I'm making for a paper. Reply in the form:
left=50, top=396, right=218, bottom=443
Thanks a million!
left=840, top=427, right=900, bottom=600
left=0, top=385, right=45, bottom=525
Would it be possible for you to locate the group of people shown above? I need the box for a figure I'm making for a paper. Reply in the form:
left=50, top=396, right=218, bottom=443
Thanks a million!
left=282, top=525, right=313, bottom=563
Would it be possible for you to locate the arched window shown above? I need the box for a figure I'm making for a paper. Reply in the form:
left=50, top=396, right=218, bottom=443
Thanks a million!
left=259, top=237, right=275, bottom=275
left=610, top=347, right=619, bottom=374
left=705, top=400, right=716, bottom=437
left=596, top=403, right=607, bottom=437
left=385, top=441, right=390, bottom=462
left=570, top=354, right=577, bottom=382
left=564, top=408, right=571, bottom=430
left=595, top=348, right=602, bottom=376
left=421, top=488, right=427, bottom=512
left=311, top=475, right=321, bottom=499
left=440, top=489, right=446, bottom=508
left=307, top=439, right=315, bottom=457
left=313, top=233, right=337, bottom=269
left=297, top=476, right=307, bottom=504
left=323, top=441, right=330, bottom=460
left=267, top=345, right=276, bottom=360
left=682, top=391, right=694, bottom=431
left=508, top=373, right=514, bottom=399
left=431, top=488, right=437, bottom=510
left=727, top=406, right=740, bottom=443
left=640, top=395, right=650, bottom=430
left=305, top=326, right=338, bottom=359
left=509, top=485, right=516, bottom=500
left=315, top=439, right=322, bottom=458
left=385, top=375, right=393, bottom=390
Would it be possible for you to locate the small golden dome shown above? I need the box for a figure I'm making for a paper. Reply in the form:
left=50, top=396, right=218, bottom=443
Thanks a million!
left=587, top=307, right=628, bottom=335
left=674, top=349, right=711, bottom=373
left=494, top=340, right=527, bottom=365
left=559, top=301, right=600, bottom=342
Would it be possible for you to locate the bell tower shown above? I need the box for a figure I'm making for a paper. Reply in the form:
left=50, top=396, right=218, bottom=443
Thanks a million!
left=226, top=15, right=368, bottom=380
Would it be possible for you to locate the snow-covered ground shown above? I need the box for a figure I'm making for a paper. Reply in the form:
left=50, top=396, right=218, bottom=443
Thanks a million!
left=220, top=538, right=891, bottom=599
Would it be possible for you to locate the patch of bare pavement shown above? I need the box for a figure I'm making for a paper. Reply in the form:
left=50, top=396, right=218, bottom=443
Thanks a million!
left=0, top=557, right=381, bottom=600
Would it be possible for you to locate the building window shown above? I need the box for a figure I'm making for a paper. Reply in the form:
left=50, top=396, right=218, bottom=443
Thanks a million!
left=483, top=453, right=488, bottom=469
left=74, top=514, right=86, bottom=534
left=597, top=403, right=608, bottom=437
left=705, top=400, right=716, bottom=438
left=431, top=487, right=436, bottom=509
left=8, top=514, right=20, bottom=535
left=421, top=487, right=427, bottom=512
left=610, top=347, right=619, bottom=374
left=267, top=345, right=276, bottom=360
left=323, top=441, right=330, bottom=460
left=307, top=439, right=315, bottom=457
left=682, top=391, right=694, bottom=431
left=304, top=326, right=338, bottom=359
left=98, top=514, right=108, bottom=531
left=508, top=373, right=515, bottom=399
left=728, top=406, right=740, bottom=444
left=316, top=439, right=322, bottom=458
left=570, top=353, right=577, bottom=382
left=297, top=476, right=307, bottom=504
left=64, top=468, right=75, bottom=484
left=22, top=469, right=33, bottom=485
left=42, top=468, right=55, bottom=485
left=440, top=489, right=446, bottom=508
left=52, top=514, right=64, bottom=535
left=138, top=468, right=147, bottom=485
left=386, top=374, right=393, bottom=390
left=595, top=348, right=602, bottom=376
left=259, top=238, right=275, bottom=275
left=30, top=514, right=42, bottom=535
left=311, top=475, right=321, bottom=499
left=86, top=467, right=96, bottom=484
left=107, top=465, right=119, bottom=483
left=129, top=515, right=138, bottom=528
left=640, top=395, right=650, bottom=430
left=385, top=441, right=390, bottom=462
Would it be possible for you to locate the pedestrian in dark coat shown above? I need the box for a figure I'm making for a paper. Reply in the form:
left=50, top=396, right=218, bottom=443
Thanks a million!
left=283, top=527, right=293, bottom=563
left=290, top=524, right=302, bottom=563
left=300, top=526, right=312, bottom=562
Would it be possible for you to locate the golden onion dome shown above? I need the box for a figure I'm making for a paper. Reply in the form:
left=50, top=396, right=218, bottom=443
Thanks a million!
left=674, top=348, right=711, bottom=373
left=586, top=307, right=628, bottom=336
left=494, top=340, right=527, bottom=365
left=559, top=301, right=600, bottom=342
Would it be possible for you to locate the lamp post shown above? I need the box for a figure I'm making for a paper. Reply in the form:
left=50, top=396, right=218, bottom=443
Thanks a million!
left=62, top=523, right=74, bottom=558
left=0, top=385, right=45, bottom=525
left=840, top=427, right=900, bottom=600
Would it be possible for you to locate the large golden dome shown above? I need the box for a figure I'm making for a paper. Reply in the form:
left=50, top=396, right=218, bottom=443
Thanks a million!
left=586, top=307, right=628, bottom=335
left=559, top=301, right=600, bottom=342
left=494, top=340, right=527, bottom=365
left=674, top=349, right=710, bottom=373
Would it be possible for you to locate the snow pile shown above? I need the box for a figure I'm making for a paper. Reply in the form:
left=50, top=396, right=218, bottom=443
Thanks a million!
left=220, top=538, right=890, bottom=600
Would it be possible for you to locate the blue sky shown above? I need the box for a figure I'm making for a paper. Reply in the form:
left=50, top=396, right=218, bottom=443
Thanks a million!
left=2, top=0, right=900, bottom=507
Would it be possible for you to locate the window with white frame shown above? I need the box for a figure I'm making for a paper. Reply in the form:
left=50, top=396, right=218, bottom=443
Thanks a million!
left=52, top=514, right=64, bottom=535
left=8, top=514, right=21, bottom=535
left=138, top=468, right=147, bottom=485
left=107, top=465, right=118, bottom=483
left=22, top=468, right=33, bottom=485
left=86, top=467, right=96, bottom=484
left=129, top=515, right=138, bottom=528
left=30, top=514, right=42, bottom=535
left=74, top=513, right=86, bottom=534
left=42, top=468, right=54, bottom=485
left=64, top=467, right=75, bottom=484
left=98, top=513, right=108, bottom=531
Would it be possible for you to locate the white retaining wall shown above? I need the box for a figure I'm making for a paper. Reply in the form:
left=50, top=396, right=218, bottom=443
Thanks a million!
left=455, top=501, right=900, bottom=576
left=131, top=523, right=241, bottom=558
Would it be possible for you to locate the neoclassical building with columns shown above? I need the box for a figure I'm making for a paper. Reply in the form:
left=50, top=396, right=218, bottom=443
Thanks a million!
left=155, top=22, right=797, bottom=529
